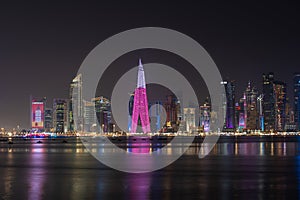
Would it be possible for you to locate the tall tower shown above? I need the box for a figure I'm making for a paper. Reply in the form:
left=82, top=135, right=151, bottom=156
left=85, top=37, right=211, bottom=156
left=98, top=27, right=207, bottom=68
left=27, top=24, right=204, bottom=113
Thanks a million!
left=294, top=73, right=300, bottom=130
left=69, top=74, right=83, bottom=132
left=263, top=73, right=275, bottom=132
left=221, top=80, right=235, bottom=131
left=131, top=59, right=151, bottom=133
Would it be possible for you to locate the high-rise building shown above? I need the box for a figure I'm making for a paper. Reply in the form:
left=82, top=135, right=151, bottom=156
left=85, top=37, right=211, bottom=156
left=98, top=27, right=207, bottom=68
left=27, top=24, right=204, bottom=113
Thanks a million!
left=285, top=98, right=296, bottom=131
left=131, top=59, right=151, bottom=133
left=235, top=95, right=246, bottom=131
left=53, top=99, right=68, bottom=133
left=163, top=95, right=180, bottom=132
left=200, top=98, right=211, bottom=133
left=93, top=96, right=112, bottom=133
left=83, top=100, right=97, bottom=132
left=149, top=101, right=163, bottom=132
left=294, top=73, right=300, bottom=130
left=263, top=73, right=276, bottom=132
left=257, top=94, right=264, bottom=131
left=274, top=81, right=286, bottom=131
left=44, top=108, right=53, bottom=132
left=245, top=82, right=258, bottom=130
left=262, top=73, right=287, bottom=132
left=128, top=93, right=134, bottom=132
left=31, top=97, right=46, bottom=131
left=183, top=108, right=196, bottom=133
left=221, top=80, right=235, bottom=131
left=69, top=74, right=83, bottom=132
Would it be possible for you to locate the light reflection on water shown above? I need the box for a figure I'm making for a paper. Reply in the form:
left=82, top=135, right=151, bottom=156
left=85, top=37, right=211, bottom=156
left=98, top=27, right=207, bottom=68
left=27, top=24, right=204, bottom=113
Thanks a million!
left=0, top=138, right=299, bottom=199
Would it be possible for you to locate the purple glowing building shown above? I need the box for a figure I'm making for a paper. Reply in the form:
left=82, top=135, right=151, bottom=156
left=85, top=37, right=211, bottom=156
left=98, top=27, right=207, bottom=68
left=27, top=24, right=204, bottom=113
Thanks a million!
left=131, top=59, right=151, bottom=133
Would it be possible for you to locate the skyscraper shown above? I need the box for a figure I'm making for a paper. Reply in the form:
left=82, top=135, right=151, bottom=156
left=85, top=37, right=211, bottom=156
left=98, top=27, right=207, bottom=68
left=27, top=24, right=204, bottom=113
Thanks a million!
left=128, top=93, right=134, bottom=132
left=69, top=74, right=83, bottom=132
left=163, top=95, right=180, bottom=132
left=245, top=82, right=258, bottom=130
left=53, top=99, right=68, bottom=133
left=183, top=108, right=196, bottom=133
left=221, top=80, right=235, bottom=131
left=257, top=94, right=264, bottom=131
left=31, top=97, right=46, bottom=131
left=274, top=81, right=286, bottom=131
left=83, top=100, right=97, bottom=132
left=93, top=96, right=112, bottom=133
left=294, top=73, right=300, bottom=130
left=131, top=59, right=151, bottom=133
left=44, top=108, right=53, bottom=132
left=263, top=73, right=276, bottom=132
left=200, top=98, right=211, bottom=133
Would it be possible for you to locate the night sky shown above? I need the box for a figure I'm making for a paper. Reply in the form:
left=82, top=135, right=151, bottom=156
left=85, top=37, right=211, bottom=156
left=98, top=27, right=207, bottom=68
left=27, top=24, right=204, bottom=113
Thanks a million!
left=1, top=1, right=300, bottom=129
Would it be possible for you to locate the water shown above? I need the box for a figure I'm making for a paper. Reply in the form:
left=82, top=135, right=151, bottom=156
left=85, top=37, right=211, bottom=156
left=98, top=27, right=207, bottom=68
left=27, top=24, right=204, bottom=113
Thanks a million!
left=0, top=137, right=299, bottom=199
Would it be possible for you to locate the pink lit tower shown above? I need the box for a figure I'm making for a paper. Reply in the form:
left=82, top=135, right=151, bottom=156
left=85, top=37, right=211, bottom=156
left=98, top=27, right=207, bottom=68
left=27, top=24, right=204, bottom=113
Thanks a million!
left=131, top=59, right=151, bottom=133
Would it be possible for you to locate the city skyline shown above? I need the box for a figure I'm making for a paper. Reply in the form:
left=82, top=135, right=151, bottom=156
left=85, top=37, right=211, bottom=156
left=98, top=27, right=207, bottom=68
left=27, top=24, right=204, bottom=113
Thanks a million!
left=1, top=2, right=300, bottom=129
left=18, top=70, right=300, bottom=134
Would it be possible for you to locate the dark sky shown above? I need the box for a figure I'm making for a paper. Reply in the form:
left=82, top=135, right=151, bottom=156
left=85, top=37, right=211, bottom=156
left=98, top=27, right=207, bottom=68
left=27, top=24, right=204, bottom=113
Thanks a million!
left=0, top=1, right=300, bottom=129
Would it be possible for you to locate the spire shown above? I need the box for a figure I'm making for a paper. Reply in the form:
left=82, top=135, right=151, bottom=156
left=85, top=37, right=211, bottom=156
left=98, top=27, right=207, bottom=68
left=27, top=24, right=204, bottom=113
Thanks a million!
left=137, top=58, right=146, bottom=88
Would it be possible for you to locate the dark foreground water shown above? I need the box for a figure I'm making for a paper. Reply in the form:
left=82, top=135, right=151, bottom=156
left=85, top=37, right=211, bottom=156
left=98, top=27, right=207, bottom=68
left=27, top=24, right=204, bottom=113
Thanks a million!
left=0, top=136, right=299, bottom=199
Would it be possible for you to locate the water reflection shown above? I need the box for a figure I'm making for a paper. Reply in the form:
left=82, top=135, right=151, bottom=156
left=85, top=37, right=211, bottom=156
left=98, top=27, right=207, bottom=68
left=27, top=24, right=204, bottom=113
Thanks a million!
left=0, top=138, right=299, bottom=199
left=27, top=144, right=46, bottom=200
left=204, top=142, right=298, bottom=156
left=124, top=173, right=151, bottom=200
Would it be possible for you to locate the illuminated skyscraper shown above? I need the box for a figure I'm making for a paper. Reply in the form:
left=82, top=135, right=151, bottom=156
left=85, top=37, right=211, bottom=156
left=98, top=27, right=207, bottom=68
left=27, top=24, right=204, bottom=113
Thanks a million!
left=53, top=99, right=68, bottom=133
left=263, top=73, right=276, bottom=131
left=128, top=93, right=134, bottom=132
left=200, top=98, right=211, bottom=133
left=294, top=73, right=300, bottom=130
left=184, top=107, right=196, bottom=133
left=149, top=101, right=163, bottom=132
left=274, top=81, right=286, bottom=131
left=31, top=97, right=46, bottom=131
left=44, top=108, right=53, bottom=132
left=245, top=82, right=258, bottom=130
left=221, top=80, right=235, bottom=131
left=163, top=95, right=180, bottom=132
left=69, top=74, right=83, bottom=132
left=263, top=73, right=287, bottom=132
left=93, top=96, right=112, bottom=133
left=257, top=94, right=264, bottom=131
left=131, top=59, right=151, bottom=133
left=83, top=100, right=97, bottom=132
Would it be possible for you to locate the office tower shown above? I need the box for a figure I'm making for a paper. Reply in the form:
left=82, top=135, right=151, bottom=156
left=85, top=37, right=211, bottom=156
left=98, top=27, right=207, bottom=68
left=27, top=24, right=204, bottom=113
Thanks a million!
left=257, top=94, right=264, bottom=131
left=221, top=80, right=235, bottom=131
left=83, top=100, right=97, bottom=132
left=69, top=74, right=83, bottom=132
left=236, top=95, right=246, bottom=131
left=294, top=73, right=300, bottom=130
left=44, top=108, right=53, bottom=132
left=200, top=98, right=211, bottom=132
left=285, top=98, right=296, bottom=131
left=274, top=81, right=286, bottom=131
left=262, top=73, right=276, bottom=132
left=93, top=96, right=112, bottom=133
left=131, top=59, right=151, bottom=133
left=53, top=99, right=68, bottom=133
left=245, top=82, right=258, bottom=130
left=31, top=97, right=46, bottom=130
left=164, top=95, right=180, bottom=132
left=128, top=93, right=134, bottom=132
left=183, top=107, right=196, bottom=133
left=148, top=101, right=163, bottom=132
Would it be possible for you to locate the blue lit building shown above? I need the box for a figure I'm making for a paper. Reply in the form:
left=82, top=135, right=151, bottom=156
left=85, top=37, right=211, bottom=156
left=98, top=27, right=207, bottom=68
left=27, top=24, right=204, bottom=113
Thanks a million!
left=294, top=73, right=300, bottom=130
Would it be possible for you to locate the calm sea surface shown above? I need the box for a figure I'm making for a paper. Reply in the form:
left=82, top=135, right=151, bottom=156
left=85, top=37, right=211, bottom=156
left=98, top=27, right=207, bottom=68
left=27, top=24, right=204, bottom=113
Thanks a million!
left=0, top=136, right=299, bottom=199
